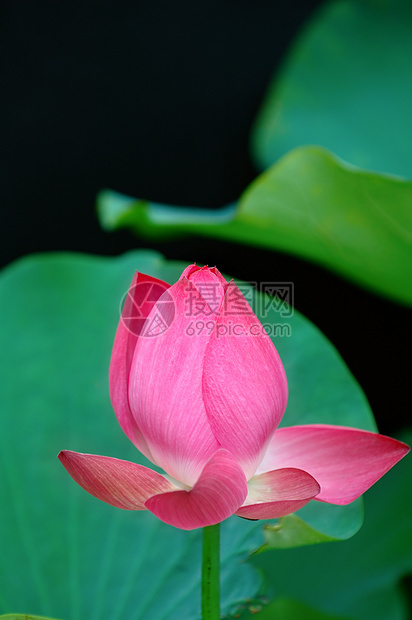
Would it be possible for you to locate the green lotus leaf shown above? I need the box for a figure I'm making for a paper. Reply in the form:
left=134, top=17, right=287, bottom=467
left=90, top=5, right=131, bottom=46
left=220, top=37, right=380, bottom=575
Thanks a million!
left=97, top=145, right=412, bottom=306
left=251, top=0, right=412, bottom=178
left=0, top=251, right=378, bottom=617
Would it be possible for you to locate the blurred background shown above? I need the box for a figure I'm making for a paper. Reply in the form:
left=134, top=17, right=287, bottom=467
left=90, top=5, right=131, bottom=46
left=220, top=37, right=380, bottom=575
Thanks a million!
left=1, top=0, right=410, bottom=436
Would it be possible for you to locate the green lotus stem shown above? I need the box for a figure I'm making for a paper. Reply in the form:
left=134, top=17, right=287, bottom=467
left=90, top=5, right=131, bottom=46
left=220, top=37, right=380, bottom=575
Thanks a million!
left=202, top=524, right=220, bottom=619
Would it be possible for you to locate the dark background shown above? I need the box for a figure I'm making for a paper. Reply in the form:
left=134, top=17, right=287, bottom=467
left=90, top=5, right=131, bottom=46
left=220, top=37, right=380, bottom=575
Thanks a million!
left=0, top=0, right=410, bottom=434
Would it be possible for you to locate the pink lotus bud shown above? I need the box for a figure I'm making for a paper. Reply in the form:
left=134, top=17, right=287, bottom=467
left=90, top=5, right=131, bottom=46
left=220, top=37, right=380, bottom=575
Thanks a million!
left=59, top=265, right=409, bottom=530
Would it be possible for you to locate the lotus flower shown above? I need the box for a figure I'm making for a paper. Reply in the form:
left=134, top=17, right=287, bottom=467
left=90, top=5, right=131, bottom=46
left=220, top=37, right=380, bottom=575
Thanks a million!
left=59, top=265, right=409, bottom=530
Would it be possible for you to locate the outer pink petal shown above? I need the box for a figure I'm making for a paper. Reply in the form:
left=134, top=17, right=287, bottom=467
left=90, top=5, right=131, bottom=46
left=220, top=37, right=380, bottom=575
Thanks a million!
left=209, top=266, right=229, bottom=288
left=128, top=278, right=220, bottom=487
left=236, top=467, right=320, bottom=520
left=257, top=424, right=410, bottom=504
left=202, top=280, right=288, bottom=480
left=58, top=450, right=177, bottom=510
left=179, top=263, right=201, bottom=279
left=109, top=271, right=171, bottom=462
left=145, top=449, right=248, bottom=530
left=186, top=265, right=226, bottom=315
left=179, top=263, right=228, bottom=289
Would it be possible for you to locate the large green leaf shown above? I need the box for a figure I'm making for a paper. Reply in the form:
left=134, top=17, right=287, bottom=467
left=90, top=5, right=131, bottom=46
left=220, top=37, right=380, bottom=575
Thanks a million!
left=0, top=616, right=62, bottom=620
left=0, top=251, right=377, bottom=617
left=258, top=500, right=363, bottom=550
left=239, top=598, right=351, bottom=620
left=0, top=252, right=263, bottom=619
left=250, top=431, right=412, bottom=620
left=251, top=0, right=412, bottom=178
left=238, top=146, right=412, bottom=306
left=97, top=146, right=412, bottom=305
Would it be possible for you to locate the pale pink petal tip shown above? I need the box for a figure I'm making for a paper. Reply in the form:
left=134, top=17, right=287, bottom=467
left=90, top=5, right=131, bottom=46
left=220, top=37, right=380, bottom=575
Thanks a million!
left=236, top=467, right=320, bottom=520
left=58, top=450, right=177, bottom=510
left=145, top=449, right=248, bottom=530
